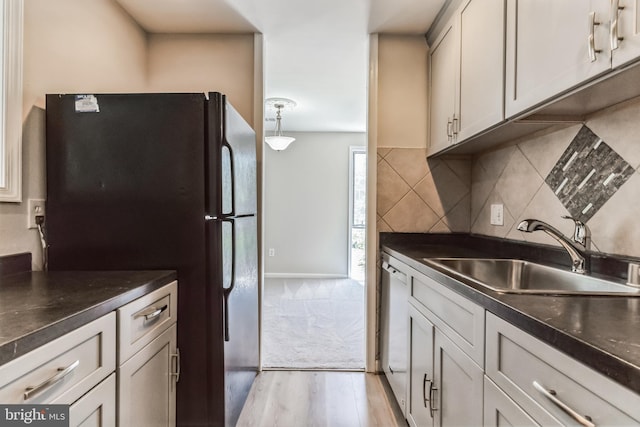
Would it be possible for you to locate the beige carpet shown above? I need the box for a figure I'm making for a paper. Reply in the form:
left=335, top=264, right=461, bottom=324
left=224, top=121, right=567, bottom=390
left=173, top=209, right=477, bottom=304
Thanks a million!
left=262, top=277, right=365, bottom=369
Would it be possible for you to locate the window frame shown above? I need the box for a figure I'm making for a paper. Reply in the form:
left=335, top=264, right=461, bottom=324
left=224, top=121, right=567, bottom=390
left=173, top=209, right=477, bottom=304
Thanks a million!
left=0, top=0, right=23, bottom=202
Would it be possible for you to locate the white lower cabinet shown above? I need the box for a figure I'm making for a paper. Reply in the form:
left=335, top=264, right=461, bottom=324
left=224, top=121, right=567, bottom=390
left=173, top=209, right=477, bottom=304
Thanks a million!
left=384, top=253, right=640, bottom=427
left=483, top=376, right=539, bottom=427
left=0, top=281, right=178, bottom=427
left=383, top=255, right=485, bottom=427
left=486, top=312, right=640, bottom=426
left=433, top=331, right=483, bottom=426
left=407, top=305, right=435, bottom=427
left=117, top=281, right=179, bottom=427
left=407, top=303, right=484, bottom=427
left=118, top=323, right=177, bottom=427
left=404, top=294, right=484, bottom=427
left=0, top=313, right=116, bottom=425
left=70, top=373, right=116, bottom=427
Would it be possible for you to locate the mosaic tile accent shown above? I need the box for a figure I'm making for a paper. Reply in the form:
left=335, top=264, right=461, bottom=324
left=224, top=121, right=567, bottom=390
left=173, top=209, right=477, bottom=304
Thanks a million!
left=545, top=125, right=634, bottom=223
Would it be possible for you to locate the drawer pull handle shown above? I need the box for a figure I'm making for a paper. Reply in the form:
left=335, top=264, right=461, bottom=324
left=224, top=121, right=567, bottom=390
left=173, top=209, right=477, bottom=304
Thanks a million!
left=588, top=12, right=602, bottom=62
left=24, top=360, right=80, bottom=400
left=610, top=0, right=624, bottom=50
left=136, top=304, right=168, bottom=321
left=533, top=381, right=595, bottom=427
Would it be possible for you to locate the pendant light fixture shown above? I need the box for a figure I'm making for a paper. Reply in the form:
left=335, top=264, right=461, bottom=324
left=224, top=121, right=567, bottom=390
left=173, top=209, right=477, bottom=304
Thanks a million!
left=265, top=98, right=296, bottom=151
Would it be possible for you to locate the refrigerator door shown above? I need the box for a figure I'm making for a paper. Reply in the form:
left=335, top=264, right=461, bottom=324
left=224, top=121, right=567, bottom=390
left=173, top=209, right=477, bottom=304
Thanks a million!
left=222, top=215, right=258, bottom=426
left=205, top=92, right=259, bottom=427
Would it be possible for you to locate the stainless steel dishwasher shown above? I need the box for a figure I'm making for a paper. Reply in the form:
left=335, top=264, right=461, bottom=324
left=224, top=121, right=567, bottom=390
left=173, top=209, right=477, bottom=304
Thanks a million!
left=380, top=253, right=408, bottom=415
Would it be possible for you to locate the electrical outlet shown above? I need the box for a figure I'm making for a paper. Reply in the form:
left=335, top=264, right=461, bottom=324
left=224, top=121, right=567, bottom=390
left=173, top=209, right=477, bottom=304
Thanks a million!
left=27, top=199, right=46, bottom=229
left=268, top=248, right=275, bottom=257
left=490, top=204, right=504, bottom=226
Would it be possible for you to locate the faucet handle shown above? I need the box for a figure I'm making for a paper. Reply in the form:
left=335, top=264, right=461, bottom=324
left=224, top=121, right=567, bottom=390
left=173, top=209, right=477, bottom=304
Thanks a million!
left=562, top=216, right=591, bottom=250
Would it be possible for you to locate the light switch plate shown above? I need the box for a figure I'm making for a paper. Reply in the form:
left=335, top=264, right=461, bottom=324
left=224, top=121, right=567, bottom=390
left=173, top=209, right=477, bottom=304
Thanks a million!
left=490, top=204, right=504, bottom=226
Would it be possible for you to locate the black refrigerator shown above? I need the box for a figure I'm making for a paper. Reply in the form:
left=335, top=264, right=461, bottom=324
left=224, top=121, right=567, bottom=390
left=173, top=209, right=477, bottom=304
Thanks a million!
left=45, top=92, right=259, bottom=427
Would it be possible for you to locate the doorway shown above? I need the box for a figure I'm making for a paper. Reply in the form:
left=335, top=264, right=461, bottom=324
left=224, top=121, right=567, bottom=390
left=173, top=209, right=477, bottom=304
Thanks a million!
left=262, top=136, right=367, bottom=370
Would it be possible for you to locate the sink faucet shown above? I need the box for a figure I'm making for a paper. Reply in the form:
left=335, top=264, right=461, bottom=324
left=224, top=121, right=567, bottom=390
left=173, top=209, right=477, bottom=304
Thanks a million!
left=517, top=216, right=591, bottom=274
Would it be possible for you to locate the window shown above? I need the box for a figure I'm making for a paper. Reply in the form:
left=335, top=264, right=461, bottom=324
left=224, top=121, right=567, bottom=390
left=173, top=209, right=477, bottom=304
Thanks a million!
left=349, top=146, right=366, bottom=281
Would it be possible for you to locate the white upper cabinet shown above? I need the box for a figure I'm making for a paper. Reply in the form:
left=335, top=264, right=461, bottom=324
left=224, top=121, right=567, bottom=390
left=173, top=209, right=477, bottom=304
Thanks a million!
left=428, top=19, right=458, bottom=152
left=503, top=0, right=640, bottom=118
left=505, top=0, right=612, bottom=117
left=611, top=0, right=640, bottom=67
left=429, top=0, right=505, bottom=151
left=428, top=0, right=640, bottom=155
left=457, top=0, right=505, bottom=141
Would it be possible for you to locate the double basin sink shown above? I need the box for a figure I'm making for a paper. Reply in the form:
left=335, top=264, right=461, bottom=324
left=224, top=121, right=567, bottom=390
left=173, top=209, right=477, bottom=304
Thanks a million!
left=422, top=258, right=640, bottom=296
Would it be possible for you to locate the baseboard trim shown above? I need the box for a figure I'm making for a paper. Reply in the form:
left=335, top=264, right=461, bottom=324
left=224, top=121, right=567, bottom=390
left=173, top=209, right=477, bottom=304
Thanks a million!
left=264, top=273, right=349, bottom=279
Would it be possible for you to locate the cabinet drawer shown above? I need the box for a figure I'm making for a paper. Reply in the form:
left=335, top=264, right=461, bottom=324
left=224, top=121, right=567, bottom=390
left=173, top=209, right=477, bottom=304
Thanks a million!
left=118, top=281, right=177, bottom=363
left=0, top=313, right=115, bottom=405
left=409, top=271, right=484, bottom=366
left=486, top=312, right=640, bottom=425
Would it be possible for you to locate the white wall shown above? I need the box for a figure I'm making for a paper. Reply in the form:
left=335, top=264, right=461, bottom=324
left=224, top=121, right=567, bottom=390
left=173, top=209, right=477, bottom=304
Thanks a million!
left=264, top=132, right=366, bottom=276
left=147, top=34, right=256, bottom=126
left=377, top=35, right=428, bottom=149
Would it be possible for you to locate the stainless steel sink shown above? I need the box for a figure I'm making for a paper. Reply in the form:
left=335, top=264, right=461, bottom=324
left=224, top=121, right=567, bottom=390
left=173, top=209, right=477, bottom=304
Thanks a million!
left=422, top=258, right=640, bottom=295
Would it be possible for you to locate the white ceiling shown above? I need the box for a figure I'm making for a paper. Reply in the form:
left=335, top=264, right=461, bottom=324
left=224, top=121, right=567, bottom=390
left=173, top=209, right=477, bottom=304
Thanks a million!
left=115, top=0, right=446, bottom=132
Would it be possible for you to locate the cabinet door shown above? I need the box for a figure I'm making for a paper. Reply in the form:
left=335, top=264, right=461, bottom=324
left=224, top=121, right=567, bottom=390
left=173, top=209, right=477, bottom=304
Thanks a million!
left=433, top=331, right=483, bottom=426
left=505, top=0, right=611, bottom=117
left=457, top=0, right=505, bottom=141
left=484, top=377, right=540, bottom=427
left=428, top=17, right=458, bottom=151
left=70, top=374, right=116, bottom=427
left=380, top=259, right=408, bottom=414
left=612, top=0, right=640, bottom=67
left=407, top=305, right=434, bottom=427
left=118, top=323, right=177, bottom=427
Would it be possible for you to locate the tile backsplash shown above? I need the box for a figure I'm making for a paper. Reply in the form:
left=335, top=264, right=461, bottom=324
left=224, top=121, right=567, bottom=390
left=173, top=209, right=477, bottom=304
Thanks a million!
left=375, top=97, right=640, bottom=259
left=471, top=96, right=640, bottom=258
left=377, top=148, right=470, bottom=233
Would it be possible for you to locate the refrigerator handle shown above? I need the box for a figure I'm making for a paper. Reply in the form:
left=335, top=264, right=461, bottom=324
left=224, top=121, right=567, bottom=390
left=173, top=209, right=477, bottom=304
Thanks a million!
left=222, top=141, right=236, bottom=217
left=222, top=217, right=236, bottom=342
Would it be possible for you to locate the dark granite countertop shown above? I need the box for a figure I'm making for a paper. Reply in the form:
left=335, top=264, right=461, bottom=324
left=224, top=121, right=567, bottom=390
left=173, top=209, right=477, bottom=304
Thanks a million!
left=381, top=233, right=640, bottom=395
left=0, top=269, right=177, bottom=366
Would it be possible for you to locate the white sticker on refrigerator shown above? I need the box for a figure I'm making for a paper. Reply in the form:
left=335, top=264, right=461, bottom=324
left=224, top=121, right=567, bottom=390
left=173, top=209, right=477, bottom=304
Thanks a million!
left=75, top=95, right=100, bottom=113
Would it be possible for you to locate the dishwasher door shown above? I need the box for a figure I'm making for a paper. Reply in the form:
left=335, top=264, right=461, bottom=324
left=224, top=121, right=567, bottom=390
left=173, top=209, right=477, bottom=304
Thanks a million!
left=380, top=255, right=408, bottom=415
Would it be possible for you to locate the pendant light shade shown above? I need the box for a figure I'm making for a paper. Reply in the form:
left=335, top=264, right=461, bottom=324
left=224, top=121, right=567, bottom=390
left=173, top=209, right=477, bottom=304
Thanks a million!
left=264, top=135, right=296, bottom=151
left=265, top=98, right=296, bottom=151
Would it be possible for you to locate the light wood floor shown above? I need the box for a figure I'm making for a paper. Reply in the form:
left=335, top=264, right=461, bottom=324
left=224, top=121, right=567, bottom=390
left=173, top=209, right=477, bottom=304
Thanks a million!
left=236, top=371, right=405, bottom=427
